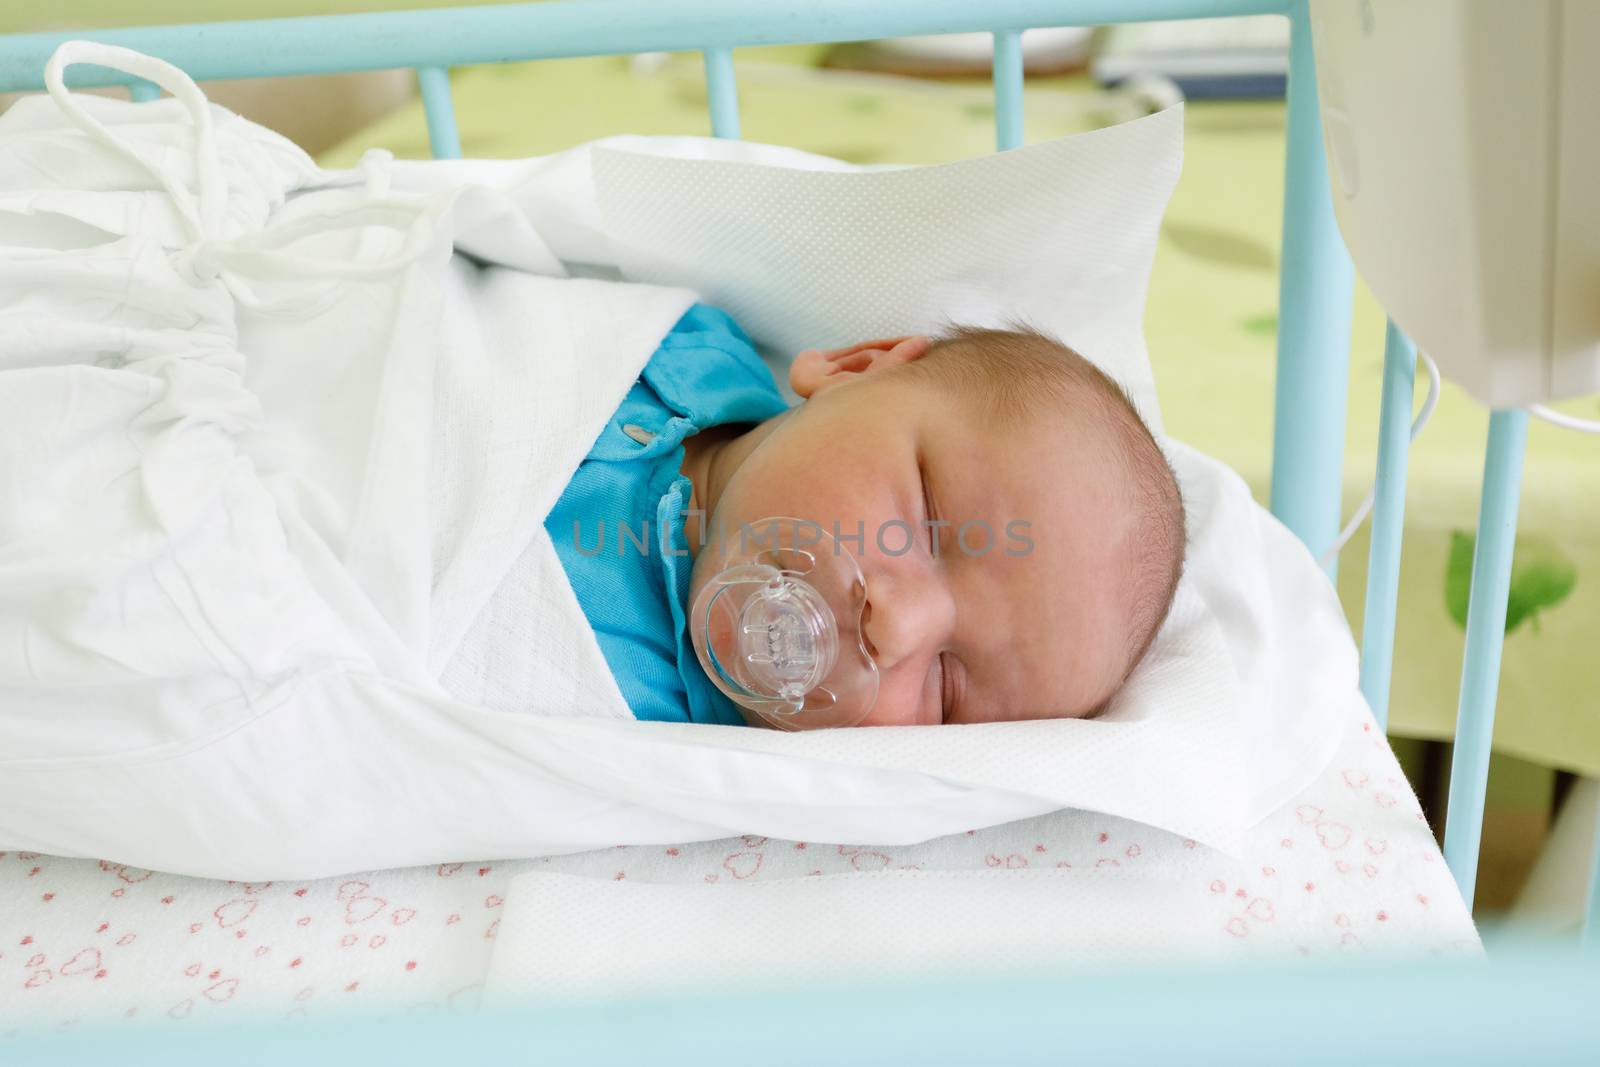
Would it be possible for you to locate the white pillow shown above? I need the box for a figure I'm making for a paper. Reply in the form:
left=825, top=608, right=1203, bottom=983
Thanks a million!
left=590, top=109, right=1181, bottom=430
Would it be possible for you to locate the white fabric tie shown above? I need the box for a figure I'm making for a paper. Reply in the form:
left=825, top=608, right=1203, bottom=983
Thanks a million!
left=44, top=41, right=433, bottom=305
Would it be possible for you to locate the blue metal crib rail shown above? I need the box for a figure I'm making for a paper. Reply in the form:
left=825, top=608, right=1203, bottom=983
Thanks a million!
left=0, top=0, right=1582, bottom=933
left=8, top=950, right=1600, bottom=1065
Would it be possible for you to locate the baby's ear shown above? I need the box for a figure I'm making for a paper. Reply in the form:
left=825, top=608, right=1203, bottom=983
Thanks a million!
left=789, top=335, right=932, bottom=398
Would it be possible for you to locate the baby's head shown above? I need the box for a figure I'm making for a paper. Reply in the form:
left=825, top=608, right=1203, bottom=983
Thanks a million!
left=687, top=324, right=1185, bottom=727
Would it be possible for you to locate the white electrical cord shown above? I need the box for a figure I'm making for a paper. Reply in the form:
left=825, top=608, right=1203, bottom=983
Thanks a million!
left=1528, top=404, right=1600, bottom=435
left=1318, top=351, right=1441, bottom=568
left=1320, top=354, right=1600, bottom=567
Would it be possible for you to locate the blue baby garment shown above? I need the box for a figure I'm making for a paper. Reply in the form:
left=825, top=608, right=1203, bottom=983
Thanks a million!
left=546, top=304, right=789, bottom=724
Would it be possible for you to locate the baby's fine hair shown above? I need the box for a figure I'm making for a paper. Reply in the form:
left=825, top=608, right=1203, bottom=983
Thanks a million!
left=907, top=323, right=1186, bottom=701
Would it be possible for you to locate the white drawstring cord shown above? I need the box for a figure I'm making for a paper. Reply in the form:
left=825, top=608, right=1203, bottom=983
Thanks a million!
left=43, top=41, right=438, bottom=307
left=44, top=41, right=224, bottom=244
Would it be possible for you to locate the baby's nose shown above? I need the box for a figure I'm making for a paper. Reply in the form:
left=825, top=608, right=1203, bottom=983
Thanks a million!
left=860, top=576, right=952, bottom=671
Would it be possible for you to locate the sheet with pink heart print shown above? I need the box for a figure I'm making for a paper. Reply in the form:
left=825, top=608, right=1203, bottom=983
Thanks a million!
left=0, top=694, right=1477, bottom=1034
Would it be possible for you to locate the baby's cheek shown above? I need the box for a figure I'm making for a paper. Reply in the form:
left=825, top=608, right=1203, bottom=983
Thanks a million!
left=718, top=466, right=825, bottom=530
left=853, top=672, right=930, bottom=728
left=855, top=705, right=916, bottom=728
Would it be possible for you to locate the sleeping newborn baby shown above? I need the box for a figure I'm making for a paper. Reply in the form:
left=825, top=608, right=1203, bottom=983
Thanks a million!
left=549, top=304, right=1185, bottom=730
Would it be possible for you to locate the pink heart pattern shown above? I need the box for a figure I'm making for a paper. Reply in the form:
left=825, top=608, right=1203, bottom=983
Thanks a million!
left=0, top=705, right=1470, bottom=1033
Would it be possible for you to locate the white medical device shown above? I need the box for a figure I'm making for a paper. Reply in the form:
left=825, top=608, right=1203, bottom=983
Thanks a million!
left=1310, top=0, right=1599, bottom=408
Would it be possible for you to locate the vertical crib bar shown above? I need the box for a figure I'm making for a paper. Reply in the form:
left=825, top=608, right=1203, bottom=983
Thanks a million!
left=1586, top=820, right=1600, bottom=951
left=1358, top=321, right=1417, bottom=732
left=416, top=65, right=462, bottom=160
left=992, top=30, right=1024, bottom=152
left=702, top=47, right=741, bottom=139
left=1269, top=0, right=1354, bottom=576
left=1442, top=409, right=1529, bottom=910
left=128, top=79, right=159, bottom=102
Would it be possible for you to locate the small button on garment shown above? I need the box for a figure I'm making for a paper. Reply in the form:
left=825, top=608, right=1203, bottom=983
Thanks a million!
left=621, top=423, right=657, bottom=445
left=547, top=303, right=789, bottom=726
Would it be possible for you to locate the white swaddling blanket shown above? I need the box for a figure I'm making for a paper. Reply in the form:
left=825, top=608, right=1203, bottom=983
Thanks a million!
left=0, top=44, right=1350, bottom=880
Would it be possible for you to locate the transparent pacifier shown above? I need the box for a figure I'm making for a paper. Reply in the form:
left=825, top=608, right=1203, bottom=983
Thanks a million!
left=690, top=517, right=879, bottom=731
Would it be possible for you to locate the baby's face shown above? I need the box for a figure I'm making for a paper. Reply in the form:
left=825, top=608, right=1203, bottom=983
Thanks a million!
left=688, top=356, right=1142, bottom=728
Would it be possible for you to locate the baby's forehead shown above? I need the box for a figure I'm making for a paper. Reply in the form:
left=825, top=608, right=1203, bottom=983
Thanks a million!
left=900, top=342, right=1134, bottom=432
left=939, top=385, right=1134, bottom=475
left=934, top=407, right=1139, bottom=550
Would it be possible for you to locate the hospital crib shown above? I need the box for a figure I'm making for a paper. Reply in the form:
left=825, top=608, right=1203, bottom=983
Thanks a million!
left=1, top=0, right=1597, bottom=1059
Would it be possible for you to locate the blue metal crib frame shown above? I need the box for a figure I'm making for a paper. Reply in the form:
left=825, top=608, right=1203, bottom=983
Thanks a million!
left=0, top=0, right=1594, bottom=1053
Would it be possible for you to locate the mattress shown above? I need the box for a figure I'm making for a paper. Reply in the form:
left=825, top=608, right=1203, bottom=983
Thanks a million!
left=0, top=696, right=1477, bottom=1033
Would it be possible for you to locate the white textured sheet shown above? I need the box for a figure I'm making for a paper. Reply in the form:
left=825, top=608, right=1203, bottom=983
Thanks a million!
left=0, top=698, right=1476, bottom=1033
